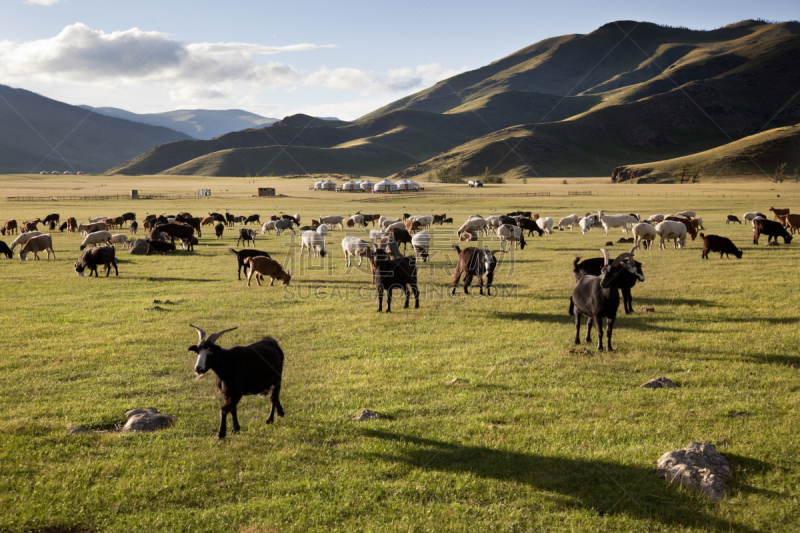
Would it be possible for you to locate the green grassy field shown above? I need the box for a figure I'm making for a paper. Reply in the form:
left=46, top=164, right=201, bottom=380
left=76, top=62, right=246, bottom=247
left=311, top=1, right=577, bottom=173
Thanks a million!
left=1, top=176, right=798, bottom=532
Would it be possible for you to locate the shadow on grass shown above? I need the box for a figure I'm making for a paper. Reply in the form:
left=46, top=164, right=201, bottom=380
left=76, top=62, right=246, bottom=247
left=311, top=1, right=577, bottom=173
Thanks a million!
left=492, top=311, right=571, bottom=324
left=361, top=430, right=756, bottom=532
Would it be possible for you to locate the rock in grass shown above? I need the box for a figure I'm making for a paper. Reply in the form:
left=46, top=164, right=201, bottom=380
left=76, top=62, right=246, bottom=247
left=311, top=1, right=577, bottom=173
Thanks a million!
left=656, top=442, right=731, bottom=501
left=129, top=239, right=149, bottom=255
left=641, top=376, right=677, bottom=388
left=68, top=426, right=90, bottom=435
left=353, top=409, right=380, bottom=421
left=122, top=408, right=176, bottom=432
left=444, top=377, right=468, bottom=385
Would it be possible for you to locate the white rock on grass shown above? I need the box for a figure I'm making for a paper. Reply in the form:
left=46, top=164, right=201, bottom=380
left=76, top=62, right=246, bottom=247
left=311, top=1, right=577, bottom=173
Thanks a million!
left=122, top=408, right=176, bottom=432
left=641, top=376, right=677, bottom=388
left=353, top=410, right=380, bottom=421
left=656, top=442, right=732, bottom=501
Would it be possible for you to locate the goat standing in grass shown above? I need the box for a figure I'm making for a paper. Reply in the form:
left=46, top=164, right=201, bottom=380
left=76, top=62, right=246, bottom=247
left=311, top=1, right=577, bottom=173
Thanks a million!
left=367, top=241, right=419, bottom=312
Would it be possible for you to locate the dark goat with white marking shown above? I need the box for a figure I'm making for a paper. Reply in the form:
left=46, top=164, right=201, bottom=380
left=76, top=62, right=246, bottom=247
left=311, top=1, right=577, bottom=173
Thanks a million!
left=237, top=228, right=257, bottom=247
left=571, top=248, right=644, bottom=315
left=367, top=240, right=419, bottom=312
left=726, top=215, right=741, bottom=225
left=74, top=246, right=118, bottom=277
left=450, top=245, right=504, bottom=296
left=753, top=219, right=792, bottom=244
left=569, top=249, right=641, bottom=351
left=188, top=326, right=285, bottom=439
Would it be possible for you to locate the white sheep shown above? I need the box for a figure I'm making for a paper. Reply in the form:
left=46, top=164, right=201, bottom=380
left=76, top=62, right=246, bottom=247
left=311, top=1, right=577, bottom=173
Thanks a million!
left=80, top=230, right=112, bottom=251
left=743, top=212, right=765, bottom=225
left=369, top=229, right=384, bottom=242
left=342, top=236, right=372, bottom=267
left=300, top=230, right=326, bottom=258
left=485, top=215, right=504, bottom=235
left=319, top=215, right=344, bottom=230
left=632, top=223, right=657, bottom=250
left=261, top=220, right=276, bottom=234
left=385, top=221, right=406, bottom=232
left=411, top=231, right=431, bottom=262
left=457, top=217, right=488, bottom=237
left=598, top=212, right=632, bottom=235
left=655, top=220, right=687, bottom=250
left=9, top=231, right=44, bottom=251
left=349, top=214, right=365, bottom=226
left=536, top=217, right=554, bottom=235
left=409, top=215, right=432, bottom=229
left=317, top=224, right=329, bottom=237
left=378, top=216, right=387, bottom=227
left=648, top=214, right=666, bottom=223
left=293, top=214, right=301, bottom=223
left=578, top=217, right=594, bottom=235
left=381, top=218, right=402, bottom=229
left=558, top=214, right=581, bottom=230
left=108, top=234, right=129, bottom=249
left=676, top=210, right=696, bottom=218
left=89, top=216, right=111, bottom=223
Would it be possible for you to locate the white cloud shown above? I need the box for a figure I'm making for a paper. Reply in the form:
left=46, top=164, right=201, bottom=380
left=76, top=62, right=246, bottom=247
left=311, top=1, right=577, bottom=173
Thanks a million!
left=304, top=63, right=467, bottom=94
left=23, top=0, right=61, bottom=5
left=169, top=87, right=228, bottom=102
left=0, top=23, right=328, bottom=86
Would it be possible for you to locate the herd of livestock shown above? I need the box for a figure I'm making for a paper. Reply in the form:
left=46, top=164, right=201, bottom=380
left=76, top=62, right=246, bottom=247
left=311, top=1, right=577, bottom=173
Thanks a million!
left=1, top=204, right=796, bottom=437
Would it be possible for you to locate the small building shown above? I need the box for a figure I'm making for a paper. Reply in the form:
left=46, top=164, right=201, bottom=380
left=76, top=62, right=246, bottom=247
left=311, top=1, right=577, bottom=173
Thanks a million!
left=407, top=180, right=419, bottom=190
left=374, top=179, right=397, bottom=192
left=314, top=180, right=326, bottom=190
left=322, top=180, right=336, bottom=190
left=342, top=181, right=360, bottom=191
left=359, top=180, right=374, bottom=190
left=395, top=179, right=412, bottom=190
left=198, top=189, right=211, bottom=196
left=130, top=190, right=139, bottom=199
left=258, top=187, right=275, bottom=197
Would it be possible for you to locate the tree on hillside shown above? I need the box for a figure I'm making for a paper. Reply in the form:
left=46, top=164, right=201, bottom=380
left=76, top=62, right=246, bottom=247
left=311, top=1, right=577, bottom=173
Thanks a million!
left=771, top=163, right=787, bottom=183
left=792, top=165, right=799, bottom=183
left=678, top=162, right=700, bottom=184
left=434, top=166, right=464, bottom=184
left=480, top=166, right=504, bottom=184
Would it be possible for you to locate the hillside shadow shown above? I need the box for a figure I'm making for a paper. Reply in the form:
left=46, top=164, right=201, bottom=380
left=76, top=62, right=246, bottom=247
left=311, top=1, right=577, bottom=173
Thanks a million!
left=360, top=430, right=755, bottom=531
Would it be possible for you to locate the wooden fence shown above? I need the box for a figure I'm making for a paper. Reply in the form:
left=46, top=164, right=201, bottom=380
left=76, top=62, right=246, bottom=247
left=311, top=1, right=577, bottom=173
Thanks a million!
left=5, top=194, right=204, bottom=202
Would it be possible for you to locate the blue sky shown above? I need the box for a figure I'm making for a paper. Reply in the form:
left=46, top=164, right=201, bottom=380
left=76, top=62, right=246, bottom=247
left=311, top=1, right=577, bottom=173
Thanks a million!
left=1, top=0, right=798, bottom=120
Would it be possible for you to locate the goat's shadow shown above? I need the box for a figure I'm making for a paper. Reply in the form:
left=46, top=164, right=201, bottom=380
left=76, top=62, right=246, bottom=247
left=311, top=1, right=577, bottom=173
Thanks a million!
left=360, top=430, right=756, bottom=532
left=492, top=311, right=571, bottom=324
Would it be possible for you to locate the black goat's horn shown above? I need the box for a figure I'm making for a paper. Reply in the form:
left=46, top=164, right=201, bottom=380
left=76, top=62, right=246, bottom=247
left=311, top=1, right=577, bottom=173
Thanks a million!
left=206, top=327, right=238, bottom=345
left=628, top=245, right=639, bottom=255
left=611, top=252, right=634, bottom=268
left=189, top=324, right=206, bottom=343
left=601, top=249, right=610, bottom=265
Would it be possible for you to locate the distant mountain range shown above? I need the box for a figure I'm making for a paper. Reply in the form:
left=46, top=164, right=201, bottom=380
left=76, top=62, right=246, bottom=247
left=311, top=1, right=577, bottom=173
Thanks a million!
left=78, top=106, right=280, bottom=140
left=0, top=84, right=192, bottom=174
left=105, top=19, right=800, bottom=180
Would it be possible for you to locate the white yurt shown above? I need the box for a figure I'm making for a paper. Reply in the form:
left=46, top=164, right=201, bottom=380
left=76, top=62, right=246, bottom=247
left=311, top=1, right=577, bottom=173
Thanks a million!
left=342, top=181, right=360, bottom=191
left=395, top=179, right=411, bottom=190
left=407, top=179, right=419, bottom=190
left=359, top=180, right=374, bottom=190
left=322, top=180, right=336, bottom=190
left=314, top=180, right=326, bottom=190
left=374, top=179, right=397, bottom=192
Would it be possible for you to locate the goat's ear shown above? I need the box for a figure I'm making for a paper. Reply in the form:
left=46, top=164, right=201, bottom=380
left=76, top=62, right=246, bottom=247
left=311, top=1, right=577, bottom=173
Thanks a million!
left=188, top=345, right=198, bottom=353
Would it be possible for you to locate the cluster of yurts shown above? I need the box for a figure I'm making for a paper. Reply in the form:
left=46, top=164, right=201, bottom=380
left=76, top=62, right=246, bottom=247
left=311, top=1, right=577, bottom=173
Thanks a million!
left=312, top=178, right=420, bottom=191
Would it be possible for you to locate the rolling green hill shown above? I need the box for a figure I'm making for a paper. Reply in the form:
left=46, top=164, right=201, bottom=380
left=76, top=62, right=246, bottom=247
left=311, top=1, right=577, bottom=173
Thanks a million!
left=0, top=85, right=192, bottom=174
left=106, top=19, right=800, bottom=178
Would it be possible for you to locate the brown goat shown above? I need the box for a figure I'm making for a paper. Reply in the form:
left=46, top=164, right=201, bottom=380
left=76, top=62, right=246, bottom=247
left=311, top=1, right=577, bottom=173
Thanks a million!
left=664, top=215, right=699, bottom=241
left=244, top=256, right=291, bottom=286
left=700, top=233, right=743, bottom=259
left=1, top=219, right=18, bottom=235
left=405, top=220, right=421, bottom=232
left=777, top=214, right=800, bottom=234
left=770, top=207, right=790, bottom=220
left=459, top=230, right=477, bottom=241
left=66, top=217, right=78, bottom=233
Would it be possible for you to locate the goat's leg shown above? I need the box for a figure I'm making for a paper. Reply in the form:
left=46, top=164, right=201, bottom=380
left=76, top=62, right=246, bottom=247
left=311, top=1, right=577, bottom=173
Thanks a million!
left=218, top=396, right=240, bottom=439
left=585, top=315, right=593, bottom=344
left=605, top=316, right=616, bottom=351
left=574, top=312, right=582, bottom=344
left=463, top=273, right=473, bottom=295
left=269, top=382, right=285, bottom=420
left=594, top=316, right=604, bottom=351
left=412, top=282, right=420, bottom=308
left=450, top=268, right=463, bottom=295
left=230, top=406, right=240, bottom=434
left=377, top=285, right=383, bottom=312
left=403, top=284, right=410, bottom=308
left=622, top=288, right=633, bottom=314
left=386, top=285, right=393, bottom=313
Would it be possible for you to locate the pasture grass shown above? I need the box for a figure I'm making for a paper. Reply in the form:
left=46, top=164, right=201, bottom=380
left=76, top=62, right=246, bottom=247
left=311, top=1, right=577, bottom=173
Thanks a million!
left=0, top=176, right=798, bottom=532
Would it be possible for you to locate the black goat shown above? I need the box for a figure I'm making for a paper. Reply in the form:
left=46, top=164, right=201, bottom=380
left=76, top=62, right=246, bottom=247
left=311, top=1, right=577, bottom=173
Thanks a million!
left=176, top=214, right=202, bottom=237
left=237, top=228, right=257, bottom=247
left=753, top=219, right=792, bottom=245
left=129, top=220, right=138, bottom=234
left=189, top=326, right=285, bottom=439
left=153, top=223, right=194, bottom=245
left=450, top=245, right=504, bottom=295
left=0, top=240, right=12, bottom=259
left=230, top=248, right=271, bottom=280
left=726, top=215, right=741, bottom=225
left=701, top=233, right=743, bottom=259
left=74, top=246, right=118, bottom=277
left=569, top=249, right=641, bottom=351
left=245, top=214, right=261, bottom=225
left=146, top=240, right=176, bottom=255
left=367, top=241, right=419, bottom=312
left=43, top=213, right=60, bottom=225
left=281, top=214, right=300, bottom=226
left=226, top=213, right=235, bottom=227
left=572, top=250, right=644, bottom=315
left=517, top=217, right=544, bottom=237
left=388, top=227, right=412, bottom=252
left=180, top=236, right=198, bottom=251
left=121, top=212, right=136, bottom=222
left=215, top=222, right=224, bottom=239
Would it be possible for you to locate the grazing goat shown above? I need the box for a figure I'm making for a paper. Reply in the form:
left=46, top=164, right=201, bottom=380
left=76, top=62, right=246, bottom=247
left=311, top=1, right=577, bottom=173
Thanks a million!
left=74, top=246, right=118, bottom=277
left=180, top=237, right=198, bottom=251
left=153, top=223, right=194, bottom=245
left=664, top=215, right=698, bottom=241
left=342, top=236, right=373, bottom=267
left=381, top=217, right=402, bottom=230
left=572, top=249, right=644, bottom=315
left=121, top=212, right=136, bottom=223
left=316, top=223, right=329, bottom=237
left=598, top=212, right=634, bottom=235
left=388, top=228, right=413, bottom=252
left=569, top=249, right=638, bottom=351
left=536, top=217, right=554, bottom=235
left=655, top=220, right=687, bottom=250
left=648, top=214, right=666, bottom=224
left=201, top=216, right=216, bottom=226
left=676, top=210, right=696, bottom=218
left=274, top=219, right=296, bottom=236
left=43, top=214, right=60, bottom=225
left=129, top=221, right=138, bottom=234
left=632, top=223, right=656, bottom=250
left=443, top=217, right=453, bottom=225
left=700, top=233, right=742, bottom=259
left=369, top=229, right=384, bottom=242
left=2, top=219, right=18, bottom=235
left=558, top=214, right=581, bottom=231
left=726, top=215, right=741, bottom=225
left=245, top=214, right=261, bottom=225
left=80, top=230, right=112, bottom=250
left=19, top=234, right=55, bottom=261
left=769, top=207, right=790, bottom=220
left=366, top=242, right=419, bottom=312
left=405, top=219, right=421, bottom=233
left=517, top=217, right=543, bottom=237
left=215, top=222, right=224, bottom=238
left=237, top=228, right=257, bottom=247
left=300, top=230, right=327, bottom=258
left=146, top=240, right=176, bottom=255
left=498, top=224, right=526, bottom=251
left=743, top=212, right=765, bottom=224
left=578, top=216, right=596, bottom=234
left=22, top=221, right=40, bottom=233
left=411, top=231, right=430, bottom=262
left=450, top=246, right=503, bottom=295
left=261, top=220, right=276, bottom=234
left=244, top=256, right=291, bottom=286
left=0, top=240, right=12, bottom=259
left=753, top=219, right=792, bottom=245
left=778, top=213, right=800, bottom=234
left=230, top=248, right=271, bottom=280
left=78, top=222, right=108, bottom=235
left=457, top=217, right=488, bottom=237
left=188, top=325, right=285, bottom=439
left=226, top=213, right=235, bottom=227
